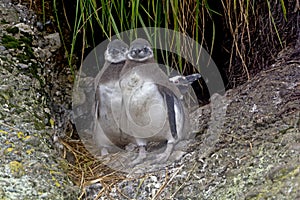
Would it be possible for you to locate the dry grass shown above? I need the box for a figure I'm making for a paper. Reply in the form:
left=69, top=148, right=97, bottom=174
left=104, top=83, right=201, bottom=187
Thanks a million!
left=59, top=137, right=131, bottom=198
left=221, top=0, right=298, bottom=87
left=59, top=137, right=186, bottom=199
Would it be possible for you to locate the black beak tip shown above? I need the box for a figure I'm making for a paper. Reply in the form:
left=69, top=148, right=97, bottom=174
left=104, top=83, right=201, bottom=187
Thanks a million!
left=186, top=73, right=202, bottom=82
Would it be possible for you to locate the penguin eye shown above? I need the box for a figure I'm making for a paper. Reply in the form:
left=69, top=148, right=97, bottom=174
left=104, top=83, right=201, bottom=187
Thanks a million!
left=121, top=47, right=127, bottom=52
left=143, top=47, right=148, bottom=53
left=110, top=48, right=119, bottom=55
left=131, top=49, right=137, bottom=56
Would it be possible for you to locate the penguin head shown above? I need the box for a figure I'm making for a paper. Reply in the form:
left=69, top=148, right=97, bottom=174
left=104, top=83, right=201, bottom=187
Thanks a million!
left=127, top=38, right=154, bottom=62
left=104, top=39, right=129, bottom=63
left=169, top=73, right=202, bottom=86
left=169, top=73, right=201, bottom=95
left=169, top=75, right=189, bottom=86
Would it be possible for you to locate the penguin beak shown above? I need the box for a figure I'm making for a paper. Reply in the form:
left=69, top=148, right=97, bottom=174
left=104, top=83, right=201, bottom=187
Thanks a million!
left=185, top=73, right=201, bottom=83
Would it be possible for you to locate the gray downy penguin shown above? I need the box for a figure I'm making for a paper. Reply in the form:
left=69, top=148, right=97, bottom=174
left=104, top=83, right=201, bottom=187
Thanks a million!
left=93, top=39, right=129, bottom=156
left=119, top=38, right=189, bottom=165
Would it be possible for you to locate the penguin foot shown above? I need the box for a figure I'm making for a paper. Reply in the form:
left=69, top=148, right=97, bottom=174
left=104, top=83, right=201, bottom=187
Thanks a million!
left=151, top=142, right=174, bottom=164
left=130, top=145, right=147, bottom=166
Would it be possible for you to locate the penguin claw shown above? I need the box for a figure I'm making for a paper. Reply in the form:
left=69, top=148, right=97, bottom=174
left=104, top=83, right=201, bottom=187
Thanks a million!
left=130, top=145, right=147, bottom=166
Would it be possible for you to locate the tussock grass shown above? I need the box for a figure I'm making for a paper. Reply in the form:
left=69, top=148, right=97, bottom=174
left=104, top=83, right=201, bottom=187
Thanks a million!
left=221, top=0, right=295, bottom=86
left=54, top=0, right=215, bottom=74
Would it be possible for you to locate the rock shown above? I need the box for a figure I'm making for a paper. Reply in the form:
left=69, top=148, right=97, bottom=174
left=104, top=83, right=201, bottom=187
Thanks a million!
left=18, top=63, right=28, bottom=69
left=0, top=2, right=80, bottom=200
left=33, top=47, right=52, bottom=60
left=36, top=21, right=44, bottom=31
left=0, top=3, right=19, bottom=23
left=14, top=23, right=34, bottom=35
left=44, top=33, right=61, bottom=52
left=0, top=46, right=6, bottom=51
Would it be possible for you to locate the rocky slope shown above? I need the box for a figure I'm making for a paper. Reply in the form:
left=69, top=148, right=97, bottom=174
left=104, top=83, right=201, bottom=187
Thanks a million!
left=0, top=1, right=78, bottom=199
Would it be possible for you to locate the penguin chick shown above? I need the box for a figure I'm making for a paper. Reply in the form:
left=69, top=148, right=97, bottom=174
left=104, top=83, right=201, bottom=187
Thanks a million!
left=94, top=39, right=129, bottom=155
left=119, top=38, right=189, bottom=165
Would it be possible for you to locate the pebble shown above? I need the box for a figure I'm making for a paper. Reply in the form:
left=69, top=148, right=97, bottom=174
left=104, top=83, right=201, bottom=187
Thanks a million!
left=18, top=63, right=28, bottom=69
left=0, top=46, right=6, bottom=51
left=44, top=33, right=61, bottom=52
left=14, top=23, right=34, bottom=34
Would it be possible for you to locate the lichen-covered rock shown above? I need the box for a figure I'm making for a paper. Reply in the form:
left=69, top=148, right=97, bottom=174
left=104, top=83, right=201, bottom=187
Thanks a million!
left=0, top=1, right=79, bottom=199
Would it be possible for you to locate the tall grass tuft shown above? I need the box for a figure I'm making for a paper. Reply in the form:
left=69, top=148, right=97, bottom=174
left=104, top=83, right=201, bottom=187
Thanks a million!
left=220, top=0, right=290, bottom=86
left=53, top=0, right=216, bottom=75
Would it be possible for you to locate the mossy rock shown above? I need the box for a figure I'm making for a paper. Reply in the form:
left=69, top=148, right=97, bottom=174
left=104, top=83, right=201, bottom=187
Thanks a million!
left=6, top=27, right=19, bottom=34
left=1, top=19, right=9, bottom=24
left=2, top=35, right=21, bottom=49
left=19, top=36, right=33, bottom=45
